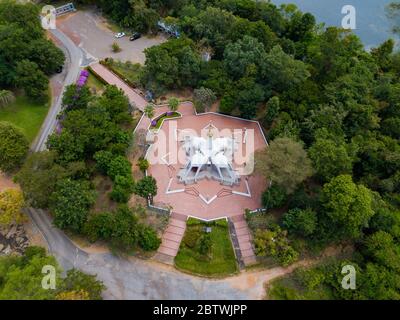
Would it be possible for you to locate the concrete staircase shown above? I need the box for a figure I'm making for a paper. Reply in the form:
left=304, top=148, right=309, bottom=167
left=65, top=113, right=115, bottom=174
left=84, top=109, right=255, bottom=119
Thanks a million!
left=231, top=215, right=257, bottom=267
left=154, top=212, right=187, bottom=265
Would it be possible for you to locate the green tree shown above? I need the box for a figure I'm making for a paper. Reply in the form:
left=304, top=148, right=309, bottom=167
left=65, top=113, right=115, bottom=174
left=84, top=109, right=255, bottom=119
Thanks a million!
left=110, top=174, right=135, bottom=203
left=255, top=137, right=313, bottom=194
left=58, top=269, right=105, bottom=300
left=134, top=176, right=157, bottom=200
left=264, top=96, right=280, bottom=126
left=283, top=208, right=317, bottom=237
left=14, top=151, right=68, bottom=208
left=0, top=122, right=29, bottom=173
left=138, top=225, right=161, bottom=251
left=309, top=137, right=356, bottom=182
left=168, top=97, right=179, bottom=112
left=50, top=179, right=96, bottom=232
left=0, top=246, right=61, bottom=300
left=84, top=212, right=114, bottom=242
left=321, top=175, right=375, bottom=240
left=111, top=205, right=139, bottom=249
left=62, top=84, right=92, bottom=111
left=263, top=45, right=310, bottom=92
left=15, top=60, right=48, bottom=102
left=94, top=150, right=114, bottom=174
left=137, top=158, right=149, bottom=172
left=107, top=156, right=132, bottom=181
left=262, top=184, right=287, bottom=209
left=144, top=103, right=155, bottom=119
left=142, top=37, right=201, bottom=93
left=223, top=35, right=266, bottom=79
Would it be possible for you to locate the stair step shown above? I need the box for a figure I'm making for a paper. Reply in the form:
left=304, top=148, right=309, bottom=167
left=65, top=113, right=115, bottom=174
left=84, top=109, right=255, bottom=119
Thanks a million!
left=237, top=234, right=252, bottom=242
left=234, top=221, right=247, bottom=229
left=163, top=232, right=184, bottom=242
left=158, top=245, right=178, bottom=257
left=169, top=219, right=187, bottom=228
left=165, top=225, right=185, bottom=235
left=161, top=239, right=181, bottom=250
left=241, top=248, right=255, bottom=258
left=238, top=241, right=252, bottom=251
left=243, top=256, right=257, bottom=266
left=236, top=227, right=249, bottom=236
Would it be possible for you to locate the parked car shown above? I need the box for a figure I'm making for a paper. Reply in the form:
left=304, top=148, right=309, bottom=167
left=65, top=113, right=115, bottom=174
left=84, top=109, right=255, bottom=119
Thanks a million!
left=115, top=32, right=126, bottom=38
left=129, top=32, right=141, bottom=41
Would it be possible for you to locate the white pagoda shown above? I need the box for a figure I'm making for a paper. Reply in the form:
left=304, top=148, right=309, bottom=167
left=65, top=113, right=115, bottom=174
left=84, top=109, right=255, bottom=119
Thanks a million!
left=177, top=123, right=240, bottom=186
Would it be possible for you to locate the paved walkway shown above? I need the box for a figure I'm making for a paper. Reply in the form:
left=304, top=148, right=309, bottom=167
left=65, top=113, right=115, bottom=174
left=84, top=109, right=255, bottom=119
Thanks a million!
left=231, top=215, right=257, bottom=266
left=155, top=212, right=187, bottom=264
left=90, top=62, right=147, bottom=111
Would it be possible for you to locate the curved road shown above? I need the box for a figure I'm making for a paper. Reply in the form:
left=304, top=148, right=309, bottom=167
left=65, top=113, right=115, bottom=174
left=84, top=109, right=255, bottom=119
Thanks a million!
left=32, top=28, right=84, bottom=153
left=26, top=26, right=270, bottom=300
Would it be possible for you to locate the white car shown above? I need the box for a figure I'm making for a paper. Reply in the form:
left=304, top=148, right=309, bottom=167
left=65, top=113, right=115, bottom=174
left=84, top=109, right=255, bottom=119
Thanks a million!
left=114, top=32, right=126, bottom=39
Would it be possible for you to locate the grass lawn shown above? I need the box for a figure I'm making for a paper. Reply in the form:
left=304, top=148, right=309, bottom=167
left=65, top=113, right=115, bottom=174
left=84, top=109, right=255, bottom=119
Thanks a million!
left=86, top=69, right=106, bottom=93
left=175, top=218, right=238, bottom=277
left=0, top=94, right=49, bottom=143
left=105, top=60, right=142, bottom=87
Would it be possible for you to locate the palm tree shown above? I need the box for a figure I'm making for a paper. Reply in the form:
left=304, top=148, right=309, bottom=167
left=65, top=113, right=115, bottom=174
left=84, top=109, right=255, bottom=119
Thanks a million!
left=0, top=90, right=15, bottom=108
left=144, top=103, right=155, bottom=119
left=168, top=97, right=179, bottom=112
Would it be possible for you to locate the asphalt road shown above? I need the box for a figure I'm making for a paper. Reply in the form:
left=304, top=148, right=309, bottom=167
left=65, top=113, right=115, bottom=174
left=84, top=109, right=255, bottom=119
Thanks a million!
left=25, top=25, right=267, bottom=300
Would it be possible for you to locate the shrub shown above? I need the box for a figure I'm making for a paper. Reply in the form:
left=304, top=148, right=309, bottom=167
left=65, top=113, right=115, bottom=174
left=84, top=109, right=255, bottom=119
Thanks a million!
left=110, top=175, right=135, bottom=203
left=283, top=208, right=317, bottom=237
left=134, top=176, right=157, bottom=199
left=50, top=179, right=96, bottom=232
left=198, top=233, right=212, bottom=256
left=183, top=229, right=201, bottom=248
left=0, top=122, right=29, bottom=173
left=219, top=94, right=235, bottom=114
left=111, top=42, right=121, bottom=53
left=94, top=150, right=114, bottom=174
left=107, top=156, right=132, bottom=181
left=168, top=97, right=179, bottom=112
left=254, top=227, right=298, bottom=266
left=138, top=225, right=161, bottom=251
left=111, top=205, right=139, bottom=249
left=0, top=90, right=15, bottom=108
left=262, top=184, right=287, bottom=209
left=137, top=158, right=149, bottom=172
left=193, top=87, right=216, bottom=113
left=84, top=212, right=114, bottom=242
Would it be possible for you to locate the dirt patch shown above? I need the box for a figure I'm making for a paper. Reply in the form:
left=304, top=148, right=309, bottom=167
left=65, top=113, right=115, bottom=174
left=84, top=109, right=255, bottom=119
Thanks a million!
left=0, top=171, right=19, bottom=192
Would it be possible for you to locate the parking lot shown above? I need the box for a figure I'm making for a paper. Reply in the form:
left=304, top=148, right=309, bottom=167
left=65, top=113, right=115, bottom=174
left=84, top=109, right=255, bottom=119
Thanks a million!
left=57, top=9, right=167, bottom=64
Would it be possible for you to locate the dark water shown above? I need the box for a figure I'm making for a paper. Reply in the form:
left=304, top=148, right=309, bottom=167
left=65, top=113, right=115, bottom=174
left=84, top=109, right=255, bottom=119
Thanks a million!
left=272, top=0, right=398, bottom=49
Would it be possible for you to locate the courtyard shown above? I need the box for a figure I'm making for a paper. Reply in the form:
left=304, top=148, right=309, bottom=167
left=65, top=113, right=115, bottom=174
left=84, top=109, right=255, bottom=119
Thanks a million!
left=146, top=103, right=268, bottom=220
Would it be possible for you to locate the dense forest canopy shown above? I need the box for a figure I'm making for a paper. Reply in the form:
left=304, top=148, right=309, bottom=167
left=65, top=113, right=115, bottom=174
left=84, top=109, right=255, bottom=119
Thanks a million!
left=71, top=0, right=400, bottom=299
left=0, top=1, right=64, bottom=101
left=4, top=0, right=397, bottom=299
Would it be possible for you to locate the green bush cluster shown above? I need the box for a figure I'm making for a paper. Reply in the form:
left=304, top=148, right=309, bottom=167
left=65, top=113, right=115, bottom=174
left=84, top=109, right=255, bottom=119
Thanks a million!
left=84, top=205, right=161, bottom=252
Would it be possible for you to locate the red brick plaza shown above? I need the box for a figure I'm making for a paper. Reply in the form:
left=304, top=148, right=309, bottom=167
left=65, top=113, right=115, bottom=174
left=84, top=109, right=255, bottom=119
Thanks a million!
left=146, top=103, right=268, bottom=220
